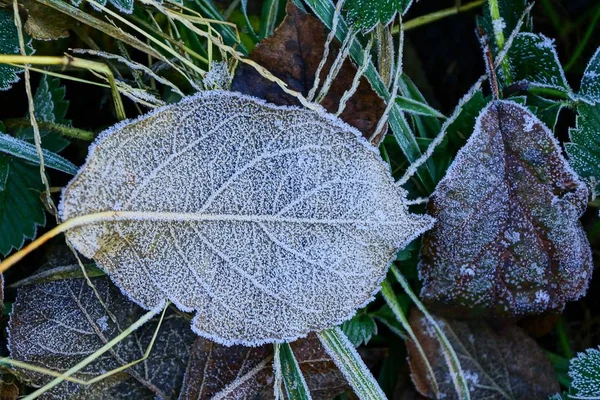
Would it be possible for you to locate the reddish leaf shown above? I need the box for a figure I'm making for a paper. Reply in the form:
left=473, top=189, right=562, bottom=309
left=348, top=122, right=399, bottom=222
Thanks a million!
left=231, top=2, right=385, bottom=142
left=419, top=100, right=592, bottom=318
left=407, top=308, right=560, bottom=399
left=179, top=334, right=348, bottom=399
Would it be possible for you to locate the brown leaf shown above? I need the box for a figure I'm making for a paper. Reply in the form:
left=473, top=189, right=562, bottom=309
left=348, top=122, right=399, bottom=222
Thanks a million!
left=20, top=0, right=71, bottom=40
left=419, top=100, right=592, bottom=318
left=179, top=334, right=348, bottom=399
left=231, top=1, right=385, bottom=142
left=407, top=307, right=560, bottom=399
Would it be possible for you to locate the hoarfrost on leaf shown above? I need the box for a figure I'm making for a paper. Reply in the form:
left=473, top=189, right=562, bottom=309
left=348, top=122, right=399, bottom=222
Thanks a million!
left=569, top=346, right=600, bottom=397
left=8, top=276, right=195, bottom=399
left=59, top=90, right=433, bottom=346
left=419, top=100, right=592, bottom=318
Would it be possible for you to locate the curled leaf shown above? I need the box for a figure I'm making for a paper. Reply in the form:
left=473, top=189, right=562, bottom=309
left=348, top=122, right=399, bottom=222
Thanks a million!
left=59, top=90, right=433, bottom=346
left=419, top=100, right=592, bottom=317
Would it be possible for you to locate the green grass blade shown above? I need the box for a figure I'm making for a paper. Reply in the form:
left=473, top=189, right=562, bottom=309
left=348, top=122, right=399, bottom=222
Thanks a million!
left=302, top=0, right=435, bottom=192
left=317, top=327, right=386, bottom=400
left=279, top=343, right=312, bottom=400
left=380, top=280, right=439, bottom=397
left=0, top=132, right=77, bottom=175
left=395, top=96, right=446, bottom=119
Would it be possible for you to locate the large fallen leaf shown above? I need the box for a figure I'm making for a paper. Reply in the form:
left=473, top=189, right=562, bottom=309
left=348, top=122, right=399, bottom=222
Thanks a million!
left=231, top=2, right=386, bottom=142
left=180, top=334, right=348, bottom=399
left=419, top=100, right=592, bottom=317
left=59, top=90, right=433, bottom=346
left=407, top=308, right=560, bottom=399
left=8, top=276, right=195, bottom=399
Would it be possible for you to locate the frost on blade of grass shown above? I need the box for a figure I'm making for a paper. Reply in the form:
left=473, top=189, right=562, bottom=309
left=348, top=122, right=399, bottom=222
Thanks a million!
left=8, top=276, right=195, bottom=399
left=419, top=100, right=592, bottom=318
left=59, top=90, right=434, bottom=346
left=0, top=9, right=34, bottom=91
left=407, top=308, right=560, bottom=399
left=569, top=346, right=600, bottom=397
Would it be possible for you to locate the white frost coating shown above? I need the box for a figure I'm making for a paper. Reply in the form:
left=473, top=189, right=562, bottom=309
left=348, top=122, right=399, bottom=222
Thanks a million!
left=491, top=18, right=506, bottom=40
left=96, top=315, right=109, bottom=332
left=419, top=100, right=592, bottom=317
left=522, top=113, right=536, bottom=132
left=570, top=346, right=600, bottom=397
left=59, top=90, right=434, bottom=346
left=204, top=61, right=232, bottom=90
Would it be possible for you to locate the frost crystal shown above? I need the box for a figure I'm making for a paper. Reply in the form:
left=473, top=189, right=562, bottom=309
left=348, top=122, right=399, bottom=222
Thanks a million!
left=419, top=100, right=592, bottom=318
left=203, top=61, right=231, bottom=89
left=59, top=90, right=433, bottom=346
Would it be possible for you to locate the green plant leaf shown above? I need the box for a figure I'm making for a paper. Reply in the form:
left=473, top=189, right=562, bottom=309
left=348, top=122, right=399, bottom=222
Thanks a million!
left=341, top=313, right=377, bottom=347
left=505, top=33, right=571, bottom=93
left=344, top=0, right=412, bottom=32
left=0, top=8, right=34, bottom=91
left=569, top=346, right=600, bottom=397
left=478, top=0, right=531, bottom=56
left=0, top=76, right=72, bottom=256
left=566, top=48, right=600, bottom=197
left=0, top=155, right=45, bottom=257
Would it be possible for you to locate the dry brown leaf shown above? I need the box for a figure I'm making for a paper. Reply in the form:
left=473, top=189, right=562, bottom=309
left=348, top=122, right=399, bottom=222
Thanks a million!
left=419, top=100, right=592, bottom=318
left=231, top=2, right=385, bottom=142
left=407, top=308, right=560, bottom=399
left=20, top=0, right=71, bottom=40
left=179, top=334, right=348, bottom=399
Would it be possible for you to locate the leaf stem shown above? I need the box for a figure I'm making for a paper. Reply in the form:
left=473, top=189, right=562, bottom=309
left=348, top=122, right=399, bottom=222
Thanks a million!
left=0, top=55, right=126, bottom=121
left=317, top=327, right=386, bottom=399
left=391, top=0, right=486, bottom=33
left=3, top=119, right=94, bottom=141
left=487, top=0, right=512, bottom=85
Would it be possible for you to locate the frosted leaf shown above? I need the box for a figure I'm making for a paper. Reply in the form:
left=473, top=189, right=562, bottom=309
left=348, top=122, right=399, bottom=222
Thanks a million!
left=566, top=48, right=600, bottom=198
left=0, top=9, right=34, bottom=91
left=407, top=308, right=560, bottom=399
left=569, top=346, right=600, bottom=397
left=59, top=90, right=433, bottom=346
left=180, top=333, right=347, bottom=399
left=8, top=276, right=195, bottom=399
left=507, top=33, right=570, bottom=91
left=419, top=100, right=592, bottom=318
left=344, top=0, right=413, bottom=32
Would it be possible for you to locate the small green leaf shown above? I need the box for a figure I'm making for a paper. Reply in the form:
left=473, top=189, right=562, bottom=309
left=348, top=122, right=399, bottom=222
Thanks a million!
left=478, top=0, right=531, bottom=56
left=395, top=96, right=446, bottom=119
left=344, top=0, right=412, bottom=32
left=506, top=33, right=571, bottom=93
left=569, top=346, right=600, bottom=397
left=566, top=49, right=600, bottom=196
left=0, top=156, right=46, bottom=257
left=0, top=9, right=34, bottom=91
left=279, top=343, right=312, bottom=400
left=341, top=313, right=377, bottom=347
left=526, top=95, right=564, bottom=132
left=580, top=47, right=600, bottom=100
left=0, top=133, right=77, bottom=175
